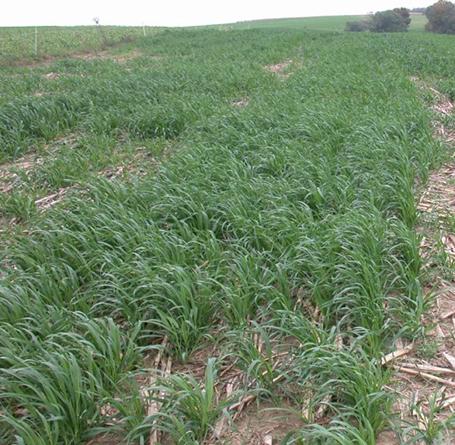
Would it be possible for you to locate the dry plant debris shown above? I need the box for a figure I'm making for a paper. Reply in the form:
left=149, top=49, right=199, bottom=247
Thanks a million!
left=385, top=77, right=455, bottom=441
left=264, top=59, right=294, bottom=78
left=0, top=153, right=44, bottom=193
left=231, top=97, right=250, bottom=108
left=71, top=48, right=142, bottom=64
left=34, top=187, right=69, bottom=210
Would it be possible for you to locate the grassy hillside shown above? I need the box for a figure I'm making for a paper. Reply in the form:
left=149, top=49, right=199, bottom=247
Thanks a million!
left=232, top=13, right=427, bottom=32
left=409, top=12, right=429, bottom=31
left=0, top=26, right=150, bottom=64
left=0, top=14, right=429, bottom=65
left=0, top=16, right=454, bottom=445
left=232, top=15, right=364, bottom=31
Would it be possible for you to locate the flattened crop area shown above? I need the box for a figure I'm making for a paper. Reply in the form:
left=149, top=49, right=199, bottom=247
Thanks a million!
left=0, top=27, right=454, bottom=444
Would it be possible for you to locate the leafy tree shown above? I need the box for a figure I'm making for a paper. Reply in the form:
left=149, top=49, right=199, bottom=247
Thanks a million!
left=393, top=7, right=412, bottom=26
left=370, top=9, right=411, bottom=32
left=426, top=0, right=455, bottom=34
left=346, top=8, right=411, bottom=33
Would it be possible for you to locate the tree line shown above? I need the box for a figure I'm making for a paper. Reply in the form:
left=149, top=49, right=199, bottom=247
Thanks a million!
left=347, top=1, right=455, bottom=34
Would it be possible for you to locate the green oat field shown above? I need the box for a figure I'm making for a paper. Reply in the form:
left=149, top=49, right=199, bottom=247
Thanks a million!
left=0, top=14, right=454, bottom=445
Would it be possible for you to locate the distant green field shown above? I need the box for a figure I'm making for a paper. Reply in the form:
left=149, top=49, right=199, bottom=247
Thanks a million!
left=0, top=26, right=150, bottom=64
left=0, top=14, right=430, bottom=65
left=232, top=15, right=363, bottom=32
left=231, top=13, right=428, bottom=32
left=409, top=13, right=429, bottom=31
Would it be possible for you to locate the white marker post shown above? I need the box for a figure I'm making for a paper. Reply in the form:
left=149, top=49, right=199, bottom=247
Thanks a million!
left=143, top=24, right=146, bottom=37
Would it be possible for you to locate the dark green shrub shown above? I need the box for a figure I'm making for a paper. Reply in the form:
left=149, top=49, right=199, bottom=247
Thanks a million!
left=393, top=7, right=412, bottom=26
left=346, top=20, right=370, bottom=32
left=426, top=0, right=455, bottom=34
left=371, top=9, right=411, bottom=32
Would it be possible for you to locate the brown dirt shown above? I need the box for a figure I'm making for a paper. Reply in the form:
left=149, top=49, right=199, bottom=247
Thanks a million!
left=0, top=133, right=78, bottom=194
left=35, top=187, right=70, bottom=210
left=44, top=71, right=60, bottom=80
left=0, top=216, right=17, bottom=239
left=389, top=282, right=455, bottom=424
left=0, top=152, right=43, bottom=193
left=214, top=401, right=303, bottom=445
left=33, top=149, right=157, bottom=211
left=435, top=125, right=455, bottom=144
left=136, top=330, right=306, bottom=445
left=376, top=430, right=400, bottom=445
left=418, top=162, right=455, bottom=228
left=8, top=44, right=143, bottom=69
left=86, top=433, right=125, bottom=445
left=98, top=146, right=160, bottom=181
left=70, top=48, right=142, bottom=64
left=264, top=60, right=293, bottom=79
left=387, top=77, right=455, bottom=442
left=231, top=97, right=250, bottom=108
left=0, top=134, right=156, bottom=207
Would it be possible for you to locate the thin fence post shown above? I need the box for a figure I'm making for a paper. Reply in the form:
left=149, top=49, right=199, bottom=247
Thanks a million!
left=143, top=24, right=146, bottom=37
left=34, top=26, right=38, bottom=56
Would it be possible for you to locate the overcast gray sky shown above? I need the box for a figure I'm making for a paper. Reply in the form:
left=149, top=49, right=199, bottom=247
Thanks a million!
left=1, top=0, right=431, bottom=27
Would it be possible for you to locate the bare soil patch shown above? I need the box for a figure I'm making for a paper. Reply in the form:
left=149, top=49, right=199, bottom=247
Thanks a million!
left=386, top=77, right=455, bottom=442
left=264, top=60, right=294, bottom=79
left=34, top=187, right=70, bottom=210
left=215, top=401, right=303, bottom=445
left=231, top=97, right=250, bottom=108
left=418, top=162, right=455, bottom=227
left=70, top=48, right=142, bottom=64
left=44, top=71, right=60, bottom=80
left=0, top=133, right=77, bottom=194
left=0, top=152, right=44, bottom=193
left=14, top=47, right=143, bottom=70
left=86, top=433, right=125, bottom=445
